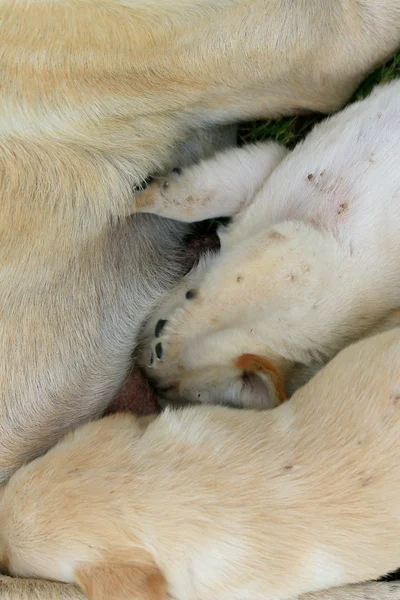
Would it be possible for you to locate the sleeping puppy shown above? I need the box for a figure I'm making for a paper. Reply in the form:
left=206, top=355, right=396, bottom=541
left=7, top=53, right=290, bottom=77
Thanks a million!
left=139, top=79, right=400, bottom=410
left=1, top=326, right=400, bottom=600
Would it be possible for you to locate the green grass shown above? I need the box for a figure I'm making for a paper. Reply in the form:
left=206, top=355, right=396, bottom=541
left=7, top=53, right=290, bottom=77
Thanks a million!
left=239, top=53, right=400, bottom=148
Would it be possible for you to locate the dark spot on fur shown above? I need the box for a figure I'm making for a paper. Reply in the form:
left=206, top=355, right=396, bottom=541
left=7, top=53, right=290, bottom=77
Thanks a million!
left=337, top=202, right=348, bottom=215
left=186, top=289, right=197, bottom=300
left=361, top=477, right=373, bottom=488
left=155, top=343, right=163, bottom=359
left=237, top=275, right=244, bottom=283
left=269, top=230, right=286, bottom=241
left=172, top=167, right=182, bottom=175
left=283, top=465, right=293, bottom=471
left=359, top=472, right=374, bottom=488
left=307, top=173, right=314, bottom=181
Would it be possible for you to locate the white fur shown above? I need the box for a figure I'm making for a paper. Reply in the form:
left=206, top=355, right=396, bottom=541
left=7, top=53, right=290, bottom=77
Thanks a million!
left=139, top=81, right=400, bottom=409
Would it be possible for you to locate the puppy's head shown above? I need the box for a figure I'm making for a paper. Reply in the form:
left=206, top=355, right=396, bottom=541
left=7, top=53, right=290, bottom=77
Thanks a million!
left=156, top=352, right=287, bottom=410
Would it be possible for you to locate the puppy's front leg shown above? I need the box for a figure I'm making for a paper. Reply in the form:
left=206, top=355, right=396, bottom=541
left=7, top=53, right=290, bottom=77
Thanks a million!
left=135, top=142, right=288, bottom=222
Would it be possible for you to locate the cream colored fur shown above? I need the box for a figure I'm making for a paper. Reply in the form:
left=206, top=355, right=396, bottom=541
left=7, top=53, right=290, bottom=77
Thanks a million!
left=2, top=0, right=400, bottom=598
left=139, top=80, right=400, bottom=412
left=1, top=327, right=400, bottom=600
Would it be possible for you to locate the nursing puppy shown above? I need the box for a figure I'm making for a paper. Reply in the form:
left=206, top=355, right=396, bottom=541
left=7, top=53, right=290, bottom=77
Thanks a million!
left=2, top=1, right=400, bottom=598
left=1, top=327, right=400, bottom=600
left=139, top=79, right=400, bottom=410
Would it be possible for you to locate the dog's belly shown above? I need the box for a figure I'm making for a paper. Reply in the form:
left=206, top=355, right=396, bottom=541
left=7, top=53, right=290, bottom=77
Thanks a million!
left=0, top=215, right=188, bottom=482
left=256, top=82, right=400, bottom=263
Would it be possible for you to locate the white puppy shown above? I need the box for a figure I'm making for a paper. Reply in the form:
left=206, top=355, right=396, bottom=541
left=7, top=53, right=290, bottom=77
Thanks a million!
left=139, top=80, right=400, bottom=409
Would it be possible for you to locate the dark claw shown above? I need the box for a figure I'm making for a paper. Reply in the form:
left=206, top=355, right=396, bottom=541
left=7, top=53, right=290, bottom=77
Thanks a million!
left=155, top=319, right=167, bottom=338
left=133, top=174, right=154, bottom=192
left=155, top=342, right=163, bottom=359
left=185, top=289, right=197, bottom=300
left=172, top=167, right=182, bottom=176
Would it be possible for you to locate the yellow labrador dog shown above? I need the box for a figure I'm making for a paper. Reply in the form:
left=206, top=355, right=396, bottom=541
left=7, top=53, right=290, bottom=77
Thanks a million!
left=1, top=325, right=400, bottom=600
left=1, top=0, right=400, bottom=598
left=139, top=80, right=400, bottom=411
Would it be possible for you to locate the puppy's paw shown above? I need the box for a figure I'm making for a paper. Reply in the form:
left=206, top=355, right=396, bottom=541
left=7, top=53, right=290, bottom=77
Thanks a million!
left=153, top=167, right=186, bottom=202
left=146, top=287, right=199, bottom=371
left=137, top=263, right=207, bottom=397
left=135, top=167, right=200, bottom=220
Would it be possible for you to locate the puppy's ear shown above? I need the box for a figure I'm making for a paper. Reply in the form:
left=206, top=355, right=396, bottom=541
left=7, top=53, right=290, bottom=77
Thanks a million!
left=76, top=557, right=166, bottom=600
left=235, top=354, right=286, bottom=407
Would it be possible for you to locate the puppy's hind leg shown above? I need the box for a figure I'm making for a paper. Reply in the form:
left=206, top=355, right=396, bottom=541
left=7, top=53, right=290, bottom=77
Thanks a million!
left=135, top=141, right=288, bottom=222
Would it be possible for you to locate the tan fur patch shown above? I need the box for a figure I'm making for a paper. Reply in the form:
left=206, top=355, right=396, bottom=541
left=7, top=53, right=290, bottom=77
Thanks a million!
left=235, top=354, right=286, bottom=405
left=76, top=560, right=166, bottom=600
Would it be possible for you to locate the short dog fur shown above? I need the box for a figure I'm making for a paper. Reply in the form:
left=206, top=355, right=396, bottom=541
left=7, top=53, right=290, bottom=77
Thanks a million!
left=2, top=1, right=400, bottom=598
left=1, top=326, right=400, bottom=600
